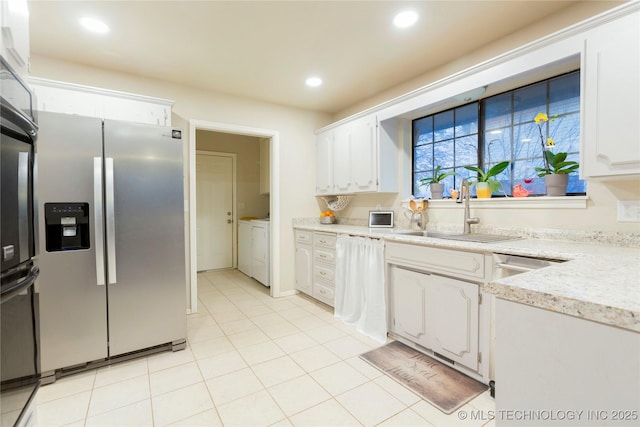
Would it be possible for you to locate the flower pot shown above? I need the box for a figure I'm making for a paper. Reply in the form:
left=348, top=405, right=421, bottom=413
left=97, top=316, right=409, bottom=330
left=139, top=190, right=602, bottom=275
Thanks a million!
left=475, top=182, right=492, bottom=198
left=430, top=183, right=444, bottom=199
left=545, top=174, right=568, bottom=196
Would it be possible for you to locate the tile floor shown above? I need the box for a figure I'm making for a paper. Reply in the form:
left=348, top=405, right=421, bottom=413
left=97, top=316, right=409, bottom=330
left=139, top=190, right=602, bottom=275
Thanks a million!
left=34, top=269, right=496, bottom=426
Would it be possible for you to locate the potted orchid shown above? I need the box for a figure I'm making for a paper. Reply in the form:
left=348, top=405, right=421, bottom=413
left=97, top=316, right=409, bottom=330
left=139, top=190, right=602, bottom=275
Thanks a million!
left=533, top=113, right=579, bottom=196
left=419, top=165, right=455, bottom=199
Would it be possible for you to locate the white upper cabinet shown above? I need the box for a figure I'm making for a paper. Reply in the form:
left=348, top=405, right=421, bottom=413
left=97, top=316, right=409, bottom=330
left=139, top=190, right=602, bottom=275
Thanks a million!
left=582, top=10, right=640, bottom=178
left=1, top=0, right=30, bottom=78
left=29, top=78, right=174, bottom=126
left=315, top=113, right=397, bottom=195
left=315, top=129, right=334, bottom=195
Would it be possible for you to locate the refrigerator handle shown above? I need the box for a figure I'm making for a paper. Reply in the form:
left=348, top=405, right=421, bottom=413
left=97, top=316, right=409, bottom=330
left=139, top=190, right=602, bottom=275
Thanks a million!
left=105, top=157, right=117, bottom=285
left=93, top=157, right=105, bottom=286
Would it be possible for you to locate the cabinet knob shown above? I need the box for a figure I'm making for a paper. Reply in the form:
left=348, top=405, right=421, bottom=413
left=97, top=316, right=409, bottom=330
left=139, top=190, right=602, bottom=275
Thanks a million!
left=227, top=219, right=233, bottom=224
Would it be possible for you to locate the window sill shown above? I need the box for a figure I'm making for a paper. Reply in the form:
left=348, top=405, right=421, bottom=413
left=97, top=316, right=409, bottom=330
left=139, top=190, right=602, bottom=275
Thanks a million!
left=426, top=195, right=588, bottom=209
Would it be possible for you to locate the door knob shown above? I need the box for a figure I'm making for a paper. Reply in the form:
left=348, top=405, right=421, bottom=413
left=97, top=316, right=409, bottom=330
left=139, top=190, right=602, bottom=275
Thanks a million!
left=227, top=219, right=233, bottom=224
left=227, top=211, right=232, bottom=216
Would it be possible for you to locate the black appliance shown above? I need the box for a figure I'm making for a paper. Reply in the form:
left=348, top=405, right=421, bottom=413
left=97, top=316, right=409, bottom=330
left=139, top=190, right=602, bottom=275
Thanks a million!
left=1, top=57, right=40, bottom=427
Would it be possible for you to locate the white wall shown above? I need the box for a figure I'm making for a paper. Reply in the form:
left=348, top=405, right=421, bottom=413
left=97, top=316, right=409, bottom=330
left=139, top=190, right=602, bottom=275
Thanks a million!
left=30, top=56, right=331, bottom=297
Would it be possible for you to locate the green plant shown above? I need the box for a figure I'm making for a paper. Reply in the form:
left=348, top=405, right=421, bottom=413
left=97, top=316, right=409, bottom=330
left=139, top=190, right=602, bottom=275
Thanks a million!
left=464, top=161, right=510, bottom=193
left=419, top=165, right=455, bottom=186
left=533, top=112, right=579, bottom=176
left=535, top=150, right=579, bottom=177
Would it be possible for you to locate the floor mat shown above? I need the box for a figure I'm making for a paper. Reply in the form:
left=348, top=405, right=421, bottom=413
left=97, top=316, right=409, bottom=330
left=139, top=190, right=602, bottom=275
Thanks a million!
left=360, top=340, right=488, bottom=414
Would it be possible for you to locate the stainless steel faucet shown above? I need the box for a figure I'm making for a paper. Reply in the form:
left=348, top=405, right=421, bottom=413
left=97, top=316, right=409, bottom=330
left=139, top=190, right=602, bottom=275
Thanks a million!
left=456, top=179, right=479, bottom=234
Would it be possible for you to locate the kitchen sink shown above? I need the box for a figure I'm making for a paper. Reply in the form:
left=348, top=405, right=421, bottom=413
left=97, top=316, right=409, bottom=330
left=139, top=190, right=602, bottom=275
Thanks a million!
left=393, top=230, right=521, bottom=243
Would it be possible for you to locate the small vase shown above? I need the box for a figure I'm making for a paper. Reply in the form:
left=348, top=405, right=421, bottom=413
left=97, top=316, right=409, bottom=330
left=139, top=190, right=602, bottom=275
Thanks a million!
left=545, top=174, right=568, bottom=196
left=476, top=182, right=492, bottom=198
left=430, top=183, right=444, bottom=199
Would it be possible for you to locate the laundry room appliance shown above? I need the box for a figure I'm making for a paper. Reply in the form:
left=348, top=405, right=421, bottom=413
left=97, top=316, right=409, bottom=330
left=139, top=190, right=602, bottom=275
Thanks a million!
left=36, top=111, right=187, bottom=383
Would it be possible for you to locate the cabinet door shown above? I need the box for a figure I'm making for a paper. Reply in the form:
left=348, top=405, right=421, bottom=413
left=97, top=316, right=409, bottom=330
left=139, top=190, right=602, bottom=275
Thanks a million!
left=390, top=266, right=429, bottom=348
left=315, top=130, right=333, bottom=195
left=333, top=124, right=352, bottom=194
left=237, top=222, right=252, bottom=276
left=425, top=274, right=479, bottom=370
left=295, top=243, right=313, bottom=295
left=582, top=11, right=640, bottom=178
left=1, top=0, right=30, bottom=78
left=351, top=115, right=378, bottom=192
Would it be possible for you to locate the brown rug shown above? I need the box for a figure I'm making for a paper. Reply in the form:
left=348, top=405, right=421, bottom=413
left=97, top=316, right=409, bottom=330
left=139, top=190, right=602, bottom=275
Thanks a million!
left=360, top=341, right=488, bottom=414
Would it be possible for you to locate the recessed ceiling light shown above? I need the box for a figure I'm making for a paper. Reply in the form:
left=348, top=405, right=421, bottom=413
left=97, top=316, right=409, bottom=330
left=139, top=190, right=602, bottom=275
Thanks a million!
left=80, top=17, right=110, bottom=34
left=393, top=10, right=418, bottom=28
left=305, top=77, right=323, bottom=88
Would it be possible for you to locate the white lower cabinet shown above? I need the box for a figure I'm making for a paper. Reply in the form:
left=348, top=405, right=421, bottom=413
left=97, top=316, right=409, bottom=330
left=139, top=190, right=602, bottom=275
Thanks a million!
left=390, top=265, right=479, bottom=370
left=386, top=241, right=489, bottom=380
left=294, top=229, right=337, bottom=306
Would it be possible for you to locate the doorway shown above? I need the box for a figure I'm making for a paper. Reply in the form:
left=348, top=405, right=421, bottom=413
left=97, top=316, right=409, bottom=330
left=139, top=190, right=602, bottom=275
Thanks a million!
left=195, top=152, right=235, bottom=271
left=189, top=120, right=281, bottom=313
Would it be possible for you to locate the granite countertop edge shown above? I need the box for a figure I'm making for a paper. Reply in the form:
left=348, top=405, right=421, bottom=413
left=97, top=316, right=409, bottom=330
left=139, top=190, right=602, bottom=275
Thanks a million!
left=292, top=223, right=640, bottom=333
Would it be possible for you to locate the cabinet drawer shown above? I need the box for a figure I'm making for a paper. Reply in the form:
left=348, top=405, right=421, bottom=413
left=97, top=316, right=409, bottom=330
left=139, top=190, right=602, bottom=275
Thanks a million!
left=313, top=232, right=336, bottom=248
left=385, top=241, right=486, bottom=281
left=313, top=264, right=335, bottom=283
left=313, top=282, right=335, bottom=307
left=313, top=248, right=335, bottom=264
left=295, top=230, right=312, bottom=244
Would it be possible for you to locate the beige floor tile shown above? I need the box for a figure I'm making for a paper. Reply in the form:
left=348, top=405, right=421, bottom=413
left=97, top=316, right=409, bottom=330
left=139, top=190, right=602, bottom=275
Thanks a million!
left=205, top=367, right=264, bottom=406
left=187, top=314, right=217, bottom=330
left=345, top=356, right=385, bottom=380
left=288, top=399, right=361, bottom=427
left=277, top=306, right=313, bottom=321
left=36, top=370, right=96, bottom=404
left=324, top=335, right=373, bottom=359
left=378, top=408, right=434, bottom=426
left=147, top=347, right=195, bottom=373
left=167, top=409, right=223, bottom=427
left=268, top=376, right=331, bottom=416
left=85, top=399, right=153, bottom=427
left=211, top=308, right=247, bottom=324
left=411, top=401, right=486, bottom=427
left=93, top=358, right=149, bottom=389
left=259, top=320, right=301, bottom=340
left=336, top=381, right=406, bottom=426
left=295, top=315, right=330, bottom=331
left=250, top=312, right=287, bottom=326
left=239, top=303, right=275, bottom=317
left=218, top=318, right=257, bottom=335
left=289, top=345, right=341, bottom=373
left=305, top=324, right=348, bottom=343
left=273, top=332, right=318, bottom=354
left=310, top=361, right=369, bottom=396
left=197, top=350, right=248, bottom=379
left=189, top=335, right=235, bottom=360
left=88, top=375, right=150, bottom=417
left=216, top=390, right=285, bottom=427
left=149, top=361, right=203, bottom=397
left=151, top=382, right=214, bottom=426
left=236, top=340, right=286, bottom=366
left=374, top=375, right=422, bottom=406
left=35, top=391, right=91, bottom=426
left=188, top=324, right=226, bottom=344
left=252, top=356, right=306, bottom=387
left=226, top=328, right=271, bottom=348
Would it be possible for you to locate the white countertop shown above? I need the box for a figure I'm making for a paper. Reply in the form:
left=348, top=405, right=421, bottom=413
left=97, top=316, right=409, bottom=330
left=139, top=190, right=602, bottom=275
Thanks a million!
left=294, top=223, right=640, bottom=332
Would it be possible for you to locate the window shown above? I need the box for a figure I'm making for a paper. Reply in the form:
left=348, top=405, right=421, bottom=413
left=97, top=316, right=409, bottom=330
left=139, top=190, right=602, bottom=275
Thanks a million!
left=413, top=71, right=585, bottom=198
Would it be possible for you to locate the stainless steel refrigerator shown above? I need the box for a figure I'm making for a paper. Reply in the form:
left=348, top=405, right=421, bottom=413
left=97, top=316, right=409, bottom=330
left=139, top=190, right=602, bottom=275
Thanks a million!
left=36, top=111, right=186, bottom=381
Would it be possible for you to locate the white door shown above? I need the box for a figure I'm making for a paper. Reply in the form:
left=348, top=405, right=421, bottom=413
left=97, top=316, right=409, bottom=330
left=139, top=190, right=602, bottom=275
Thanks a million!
left=196, top=153, right=234, bottom=271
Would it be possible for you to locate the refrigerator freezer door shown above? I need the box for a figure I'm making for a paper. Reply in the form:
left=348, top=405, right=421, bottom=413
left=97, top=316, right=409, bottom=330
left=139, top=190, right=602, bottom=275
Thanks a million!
left=37, top=112, right=108, bottom=372
left=103, top=120, right=186, bottom=356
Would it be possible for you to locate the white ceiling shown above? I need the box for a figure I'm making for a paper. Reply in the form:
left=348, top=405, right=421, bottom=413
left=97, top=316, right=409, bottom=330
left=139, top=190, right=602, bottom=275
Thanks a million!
left=29, top=1, right=598, bottom=114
